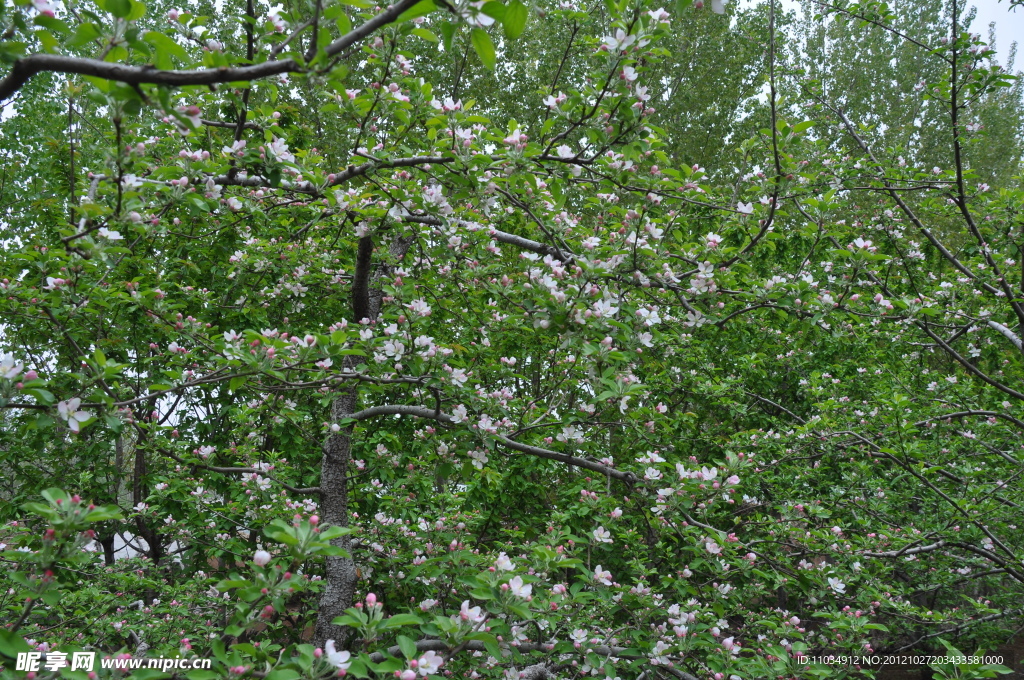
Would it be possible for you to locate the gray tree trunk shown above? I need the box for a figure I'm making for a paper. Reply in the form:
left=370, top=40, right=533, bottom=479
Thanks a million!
left=312, top=233, right=415, bottom=647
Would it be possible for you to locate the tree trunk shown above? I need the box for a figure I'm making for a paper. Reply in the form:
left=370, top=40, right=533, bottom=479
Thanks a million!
left=312, top=232, right=415, bottom=647
left=100, top=533, right=116, bottom=566
left=312, top=381, right=359, bottom=647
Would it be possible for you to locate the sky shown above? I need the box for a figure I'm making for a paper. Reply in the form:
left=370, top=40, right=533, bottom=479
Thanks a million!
left=764, top=0, right=1023, bottom=68
left=969, top=0, right=1024, bottom=66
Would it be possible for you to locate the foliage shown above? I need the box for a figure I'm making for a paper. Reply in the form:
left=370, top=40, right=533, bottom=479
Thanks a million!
left=0, top=0, right=1023, bottom=677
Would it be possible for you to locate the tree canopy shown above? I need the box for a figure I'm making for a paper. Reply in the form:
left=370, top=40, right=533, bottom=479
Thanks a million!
left=1, top=0, right=1024, bottom=678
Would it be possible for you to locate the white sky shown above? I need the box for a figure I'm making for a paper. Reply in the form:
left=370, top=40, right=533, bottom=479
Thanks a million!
left=969, top=0, right=1023, bottom=67
left=775, top=0, right=1023, bottom=67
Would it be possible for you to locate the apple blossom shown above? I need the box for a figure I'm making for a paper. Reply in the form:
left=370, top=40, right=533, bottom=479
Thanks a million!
left=459, top=600, right=486, bottom=623
left=828, top=577, right=847, bottom=594
left=602, top=28, right=636, bottom=52
left=324, top=640, right=351, bottom=670
left=508, top=575, right=532, bottom=598
left=1, top=356, right=23, bottom=380
left=57, top=398, right=93, bottom=434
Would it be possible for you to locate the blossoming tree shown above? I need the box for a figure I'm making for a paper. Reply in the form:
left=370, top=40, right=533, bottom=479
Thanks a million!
left=1, top=0, right=1023, bottom=677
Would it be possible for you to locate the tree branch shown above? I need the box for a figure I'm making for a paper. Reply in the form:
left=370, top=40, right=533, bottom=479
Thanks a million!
left=348, top=404, right=637, bottom=483
left=0, top=0, right=423, bottom=102
left=403, top=215, right=577, bottom=264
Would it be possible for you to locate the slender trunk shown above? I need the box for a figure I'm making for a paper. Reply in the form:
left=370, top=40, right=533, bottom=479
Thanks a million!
left=312, top=233, right=414, bottom=647
left=100, top=533, right=116, bottom=566
left=312, top=376, right=359, bottom=646
left=132, top=442, right=162, bottom=564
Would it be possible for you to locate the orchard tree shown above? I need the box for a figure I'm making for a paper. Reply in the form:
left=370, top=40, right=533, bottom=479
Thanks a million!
left=0, top=0, right=1023, bottom=678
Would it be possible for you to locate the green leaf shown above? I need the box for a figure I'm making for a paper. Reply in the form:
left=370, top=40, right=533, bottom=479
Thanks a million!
left=41, top=487, right=70, bottom=505
left=316, top=545, right=352, bottom=557
left=23, top=388, right=55, bottom=405
left=380, top=613, right=423, bottom=629
left=331, top=614, right=366, bottom=627
left=103, top=0, right=133, bottom=18
left=264, top=520, right=300, bottom=546
left=34, top=15, right=70, bottom=34
left=319, top=525, right=354, bottom=540
left=86, top=506, right=123, bottom=521
left=186, top=671, right=219, bottom=680
left=503, top=0, right=528, bottom=38
left=470, top=27, right=496, bottom=70
left=41, top=589, right=64, bottom=605
left=145, top=31, right=189, bottom=64
left=104, top=44, right=129, bottom=62
left=0, top=41, right=28, bottom=63
left=126, top=0, right=147, bottom=21
left=37, top=30, right=60, bottom=53
left=480, top=2, right=506, bottom=20
left=465, top=632, right=501, bottom=659
left=0, top=630, right=32, bottom=659
left=411, top=27, right=438, bottom=42
left=127, top=670, right=171, bottom=680
left=335, top=13, right=352, bottom=34
left=438, top=21, right=456, bottom=51
left=396, top=0, right=436, bottom=22
left=22, top=501, right=53, bottom=517
left=372, top=657, right=405, bottom=673
left=217, top=580, right=254, bottom=590
left=397, top=635, right=418, bottom=659
left=264, top=671, right=301, bottom=680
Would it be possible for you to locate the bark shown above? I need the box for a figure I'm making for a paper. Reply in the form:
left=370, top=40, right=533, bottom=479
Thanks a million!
left=100, top=533, right=116, bottom=566
left=519, top=664, right=554, bottom=680
left=312, top=378, right=359, bottom=647
left=312, top=231, right=415, bottom=647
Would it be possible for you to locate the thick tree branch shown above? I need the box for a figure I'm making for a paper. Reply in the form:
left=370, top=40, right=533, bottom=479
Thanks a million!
left=157, top=446, right=320, bottom=495
left=0, top=0, right=422, bottom=102
left=892, top=607, right=1024, bottom=653
left=915, top=410, right=1024, bottom=431
left=348, top=404, right=637, bottom=483
left=863, top=540, right=946, bottom=558
left=917, top=322, right=1024, bottom=401
left=403, top=215, right=576, bottom=264
left=987, top=319, right=1023, bottom=351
